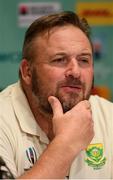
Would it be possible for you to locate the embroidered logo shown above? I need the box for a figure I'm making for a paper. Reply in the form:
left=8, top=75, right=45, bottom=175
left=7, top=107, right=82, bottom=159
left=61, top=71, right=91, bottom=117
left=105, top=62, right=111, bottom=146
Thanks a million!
left=26, top=146, right=37, bottom=165
left=85, top=143, right=106, bottom=170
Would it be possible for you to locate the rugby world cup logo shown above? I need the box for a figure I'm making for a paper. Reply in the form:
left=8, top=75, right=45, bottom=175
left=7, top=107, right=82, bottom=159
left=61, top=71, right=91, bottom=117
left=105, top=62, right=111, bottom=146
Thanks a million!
left=26, top=146, right=37, bottom=165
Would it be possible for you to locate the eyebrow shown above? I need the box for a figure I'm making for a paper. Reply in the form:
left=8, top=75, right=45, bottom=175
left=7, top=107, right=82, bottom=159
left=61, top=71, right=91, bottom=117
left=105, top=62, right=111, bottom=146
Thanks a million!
left=52, top=52, right=67, bottom=56
left=52, top=52, right=92, bottom=57
left=77, top=52, right=92, bottom=57
left=50, top=52, right=67, bottom=59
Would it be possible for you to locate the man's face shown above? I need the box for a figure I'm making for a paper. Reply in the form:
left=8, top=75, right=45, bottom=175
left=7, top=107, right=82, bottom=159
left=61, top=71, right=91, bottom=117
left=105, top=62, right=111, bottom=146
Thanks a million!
left=31, top=25, right=94, bottom=114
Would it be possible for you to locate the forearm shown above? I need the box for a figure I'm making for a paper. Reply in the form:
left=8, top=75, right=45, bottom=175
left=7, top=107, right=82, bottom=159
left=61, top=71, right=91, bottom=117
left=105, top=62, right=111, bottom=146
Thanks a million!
left=19, top=136, right=79, bottom=179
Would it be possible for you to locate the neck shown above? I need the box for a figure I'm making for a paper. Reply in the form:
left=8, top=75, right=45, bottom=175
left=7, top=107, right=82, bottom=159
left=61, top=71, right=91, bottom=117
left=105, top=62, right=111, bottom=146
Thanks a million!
left=32, top=105, right=54, bottom=141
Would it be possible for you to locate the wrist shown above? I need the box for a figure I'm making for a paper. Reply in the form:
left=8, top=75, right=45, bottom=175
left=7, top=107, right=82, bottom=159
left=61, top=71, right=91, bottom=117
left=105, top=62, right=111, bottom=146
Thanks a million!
left=52, top=135, right=81, bottom=160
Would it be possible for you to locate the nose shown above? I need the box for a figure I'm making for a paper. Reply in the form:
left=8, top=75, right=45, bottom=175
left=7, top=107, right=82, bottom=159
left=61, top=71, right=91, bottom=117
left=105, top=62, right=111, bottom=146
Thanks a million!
left=65, top=58, right=81, bottom=78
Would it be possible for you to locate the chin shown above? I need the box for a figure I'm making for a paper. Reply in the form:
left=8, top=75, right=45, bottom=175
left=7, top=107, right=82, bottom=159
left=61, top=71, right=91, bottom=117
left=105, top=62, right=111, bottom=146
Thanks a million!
left=61, top=98, right=81, bottom=113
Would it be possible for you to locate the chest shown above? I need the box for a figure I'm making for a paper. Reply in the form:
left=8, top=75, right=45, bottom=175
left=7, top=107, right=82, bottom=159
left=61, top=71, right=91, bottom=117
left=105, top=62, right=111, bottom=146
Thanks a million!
left=17, top=134, right=48, bottom=173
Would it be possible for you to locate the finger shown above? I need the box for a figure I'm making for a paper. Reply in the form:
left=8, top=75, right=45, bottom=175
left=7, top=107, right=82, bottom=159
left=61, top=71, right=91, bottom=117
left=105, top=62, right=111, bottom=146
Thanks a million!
left=48, top=96, right=63, bottom=118
left=71, top=100, right=91, bottom=112
left=84, top=100, right=91, bottom=110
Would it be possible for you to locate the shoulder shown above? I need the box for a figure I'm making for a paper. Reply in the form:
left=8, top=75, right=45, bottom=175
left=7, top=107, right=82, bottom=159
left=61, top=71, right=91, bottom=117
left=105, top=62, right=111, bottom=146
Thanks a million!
left=0, top=82, right=18, bottom=98
left=90, top=95, right=113, bottom=107
left=89, top=95, right=113, bottom=117
left=0, top=81, right=22, bottom=107
left=0, top=82, right=20, bottom=127
left=0, top=83, right=16, bottom=118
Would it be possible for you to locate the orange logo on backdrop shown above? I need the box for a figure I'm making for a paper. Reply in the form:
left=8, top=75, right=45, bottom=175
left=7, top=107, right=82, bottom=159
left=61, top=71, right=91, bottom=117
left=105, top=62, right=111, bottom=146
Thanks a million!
left=76, top=2, right=113, bottom=25
left=91, top=86, right=111, bottom=100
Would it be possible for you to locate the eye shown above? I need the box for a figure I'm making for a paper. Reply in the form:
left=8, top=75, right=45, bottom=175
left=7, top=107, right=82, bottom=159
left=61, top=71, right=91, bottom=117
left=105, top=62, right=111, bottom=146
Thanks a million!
left=51, top=56, right=68, bottom=66
left=81, top=58, right=89, bottom=63
left=78, top=57, right=90, bottom=67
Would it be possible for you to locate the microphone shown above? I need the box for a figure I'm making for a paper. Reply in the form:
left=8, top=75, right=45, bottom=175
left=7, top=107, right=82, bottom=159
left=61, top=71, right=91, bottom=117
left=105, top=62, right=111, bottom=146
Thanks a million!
left=0, top=156, right=14, bottom=179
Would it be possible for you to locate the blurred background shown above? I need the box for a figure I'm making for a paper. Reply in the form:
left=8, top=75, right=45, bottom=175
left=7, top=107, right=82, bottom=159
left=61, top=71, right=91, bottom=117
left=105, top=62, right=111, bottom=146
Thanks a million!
left=0, top=0, right=113, bottom=101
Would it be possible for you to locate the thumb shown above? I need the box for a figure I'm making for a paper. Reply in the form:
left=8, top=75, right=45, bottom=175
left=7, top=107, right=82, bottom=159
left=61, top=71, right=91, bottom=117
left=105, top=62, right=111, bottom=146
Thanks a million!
left=48, top=96, right=63, bottom=118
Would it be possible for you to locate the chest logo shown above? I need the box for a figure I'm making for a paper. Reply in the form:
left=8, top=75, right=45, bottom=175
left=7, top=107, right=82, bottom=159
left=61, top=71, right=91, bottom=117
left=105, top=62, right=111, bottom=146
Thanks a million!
left=26, top=146, right=37, bottom=165
left=85, top=143, right=106, bottom=170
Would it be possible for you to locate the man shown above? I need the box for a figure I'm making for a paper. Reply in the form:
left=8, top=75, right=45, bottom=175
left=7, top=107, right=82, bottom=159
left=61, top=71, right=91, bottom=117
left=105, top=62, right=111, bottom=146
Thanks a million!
left=0, top=11, right=113, bottom=179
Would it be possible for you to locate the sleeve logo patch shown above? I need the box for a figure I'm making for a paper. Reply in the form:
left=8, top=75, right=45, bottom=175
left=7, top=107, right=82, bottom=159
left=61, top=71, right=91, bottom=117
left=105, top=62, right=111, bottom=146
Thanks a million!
left=85, top=143, right=106, bottom=170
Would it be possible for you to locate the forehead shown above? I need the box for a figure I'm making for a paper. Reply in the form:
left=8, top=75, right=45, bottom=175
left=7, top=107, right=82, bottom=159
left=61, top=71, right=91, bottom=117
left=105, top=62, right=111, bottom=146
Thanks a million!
left=34, top=25, right=92, bottom=56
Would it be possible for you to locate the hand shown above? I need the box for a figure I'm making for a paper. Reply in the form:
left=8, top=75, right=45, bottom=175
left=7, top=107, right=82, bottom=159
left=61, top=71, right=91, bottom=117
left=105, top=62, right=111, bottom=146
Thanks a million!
left=48, top=96, right=94, bottom=154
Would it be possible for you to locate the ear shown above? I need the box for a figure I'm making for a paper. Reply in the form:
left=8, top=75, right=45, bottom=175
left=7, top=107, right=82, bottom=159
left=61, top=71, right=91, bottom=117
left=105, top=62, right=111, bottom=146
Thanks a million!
left=20, top=59, right=32, bottom=85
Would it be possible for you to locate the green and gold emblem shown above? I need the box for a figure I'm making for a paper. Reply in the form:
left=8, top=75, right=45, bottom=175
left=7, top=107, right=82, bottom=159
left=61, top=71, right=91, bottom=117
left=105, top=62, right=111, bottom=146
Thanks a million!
left=85, top=143, right=106, bottom=170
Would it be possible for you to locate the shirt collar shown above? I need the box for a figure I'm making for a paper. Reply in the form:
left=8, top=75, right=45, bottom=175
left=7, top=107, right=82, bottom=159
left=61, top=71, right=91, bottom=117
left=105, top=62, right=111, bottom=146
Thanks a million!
left=11, top=81, right=49, bottom=144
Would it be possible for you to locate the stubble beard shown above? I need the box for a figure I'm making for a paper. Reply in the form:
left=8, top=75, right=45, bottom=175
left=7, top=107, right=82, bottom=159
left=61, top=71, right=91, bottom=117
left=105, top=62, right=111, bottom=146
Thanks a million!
left=31, top=69, right=92, bottom=115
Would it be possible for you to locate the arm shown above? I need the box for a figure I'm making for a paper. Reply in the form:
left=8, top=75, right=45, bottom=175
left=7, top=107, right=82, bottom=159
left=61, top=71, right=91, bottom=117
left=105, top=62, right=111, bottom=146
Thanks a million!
left=19, top=96, right=94, bottom=179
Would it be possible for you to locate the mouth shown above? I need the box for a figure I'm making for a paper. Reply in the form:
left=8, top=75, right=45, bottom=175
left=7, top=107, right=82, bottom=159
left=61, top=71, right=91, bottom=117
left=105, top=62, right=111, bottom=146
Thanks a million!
left=61, top=85, right=82, bottom=93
